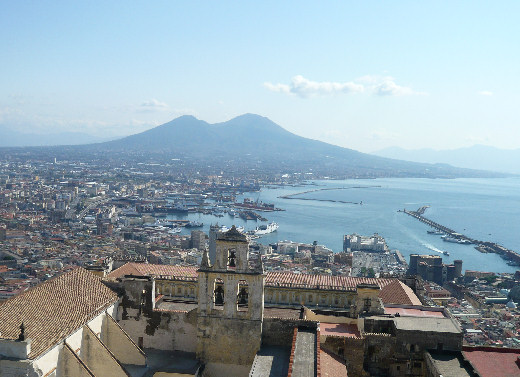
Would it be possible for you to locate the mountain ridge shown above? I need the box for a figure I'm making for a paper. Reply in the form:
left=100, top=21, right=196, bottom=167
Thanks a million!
left=374, top=145, right=520, bottom=174
left=0, top=114, right=509, bottom=178
left=90, top=113, right=504, bottom=178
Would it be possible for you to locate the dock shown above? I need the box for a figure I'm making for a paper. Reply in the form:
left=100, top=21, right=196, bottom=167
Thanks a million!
left=401, top=207, right=520, bottom=266
left=278, top=186, right=379, bottom=205
left=400, top=208, right=474, bottom=243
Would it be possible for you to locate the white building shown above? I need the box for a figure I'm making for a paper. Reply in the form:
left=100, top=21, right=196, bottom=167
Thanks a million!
left=343, top=233, right=387, bottom=252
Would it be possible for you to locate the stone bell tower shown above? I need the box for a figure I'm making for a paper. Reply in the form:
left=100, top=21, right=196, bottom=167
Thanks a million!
left=197, top=226, right=265, bottom=369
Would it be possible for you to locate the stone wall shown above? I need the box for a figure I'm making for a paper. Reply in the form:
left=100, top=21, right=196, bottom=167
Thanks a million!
left=396, top=328, right=463, bottom=353
left=118, top=307, right=198, bottom=353
left=196, top=316, right=262, bottom=366
left=321, top=336, right=367, bottom=377
left=57, top=344, right=93, bottom=377
left=101, top=315, right=146, bottom=365
left=261, top=318, right=317, bottom=347
left=80, top=326, right=129, bottom=377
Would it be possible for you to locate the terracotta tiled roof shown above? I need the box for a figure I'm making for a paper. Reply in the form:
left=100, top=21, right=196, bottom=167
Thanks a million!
left=105, top=262, right=198, bottom=280
left=320, top=323, right=361, bottom=339
left=378, top=280, right=422, bottom=306
left=265, top=272, right=394, bottom=290
left=265, top=272, right=420, bottom=305
left=106, top=263, right=420, bottom=305
left=463, top=346, right=520, bottom=377
left=320, top=349, right=348, bottom=377
left=0, top=267, right=118, bottom=359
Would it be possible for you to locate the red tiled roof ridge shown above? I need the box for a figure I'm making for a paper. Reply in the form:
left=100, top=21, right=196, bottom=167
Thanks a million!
left=106, top=263, right=420, bottom=305
left=265, top=271, right=396, bottom=288
left=105, top=262, right=198, bottom=280
left=463, top=345, right=520, bottom=354
left=0, top=265, right=83, bottom=307
left=0, top=267, right=118, bottom=359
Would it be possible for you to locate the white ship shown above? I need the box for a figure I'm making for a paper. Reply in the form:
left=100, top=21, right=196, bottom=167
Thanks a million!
left=442, top=235, right=471, bottom=244
left=254, top=222, right=279, bottom=235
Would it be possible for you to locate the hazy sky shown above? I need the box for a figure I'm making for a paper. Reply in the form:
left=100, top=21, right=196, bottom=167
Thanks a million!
left=1, top=2, right=519, bottom=152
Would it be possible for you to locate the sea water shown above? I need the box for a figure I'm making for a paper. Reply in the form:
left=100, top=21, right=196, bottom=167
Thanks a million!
left=172, top=177, right=520, bottom=274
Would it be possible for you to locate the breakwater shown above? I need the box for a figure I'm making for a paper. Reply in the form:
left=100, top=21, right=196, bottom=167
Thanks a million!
left=279, top=186, right=381, bottom=204
left=401, top=207, right=520, bottom=267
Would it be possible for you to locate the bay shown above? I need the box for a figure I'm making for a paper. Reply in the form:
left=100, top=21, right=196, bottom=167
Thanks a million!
left=172, top=177, right=520, bottom=274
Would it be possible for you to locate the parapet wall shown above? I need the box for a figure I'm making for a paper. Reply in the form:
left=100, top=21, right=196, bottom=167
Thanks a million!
left=262, top=318, right=318, bottom=347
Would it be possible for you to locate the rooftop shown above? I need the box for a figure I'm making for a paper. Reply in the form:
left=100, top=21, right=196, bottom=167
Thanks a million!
left=108, top=263, right=422, bottom=306
left=320, top=349, right=348, bottom=377
left=384, top=306, right=445, bottom=318
left=392, top=316, right=461, bottom=334
left=463, top=346, right=520, bottom=377
left=106, top=262, right=198, bottom=280
left=249, top=345, right=290, bottom=377
left=320, top=323, right=361, bottom=339
left=0, top=267, right=118, bottom=359
left=427, top=350, right=474, bottom=377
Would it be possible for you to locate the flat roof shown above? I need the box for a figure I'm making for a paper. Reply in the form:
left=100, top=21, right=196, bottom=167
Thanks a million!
left=384, top=307, right=445, bottom=318
left=371, top=316, right=461, bottom=334
left=250, top=345, right=290, bottom=377
left=264, top=306, right=301, bottom=319
left=156, top=299, right=198, bottom=312
left=427, top=351, right=473, bottom=377
left=395, top=316, right=460, bottom=333
left=320, top=323, right=361, bottom=339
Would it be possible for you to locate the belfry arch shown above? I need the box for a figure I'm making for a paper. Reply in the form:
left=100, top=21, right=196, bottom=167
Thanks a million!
left=196, top=225, right=265, bottom=368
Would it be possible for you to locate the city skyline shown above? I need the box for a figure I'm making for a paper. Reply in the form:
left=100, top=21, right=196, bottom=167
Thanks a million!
left=1, top=1, right=519, bottom=152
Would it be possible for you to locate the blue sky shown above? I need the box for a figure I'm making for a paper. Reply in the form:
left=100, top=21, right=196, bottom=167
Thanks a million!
left=1, top=1, right=519, bottom=152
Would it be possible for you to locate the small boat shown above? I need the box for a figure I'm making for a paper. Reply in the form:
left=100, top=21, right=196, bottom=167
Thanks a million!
left=443, top=251, right=450, bottom=256
left=168, top=227, right=182, bottom=234
left=185, top=221, right=203, bottom=228
left=427, top=229, right=444, bottom=235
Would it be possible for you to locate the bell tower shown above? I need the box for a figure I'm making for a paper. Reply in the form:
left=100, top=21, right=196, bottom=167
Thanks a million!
left=197, top=226, right=265, bottom=368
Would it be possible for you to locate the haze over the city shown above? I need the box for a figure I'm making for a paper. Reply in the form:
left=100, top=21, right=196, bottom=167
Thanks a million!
left=1, top=1, right=519, bottom=153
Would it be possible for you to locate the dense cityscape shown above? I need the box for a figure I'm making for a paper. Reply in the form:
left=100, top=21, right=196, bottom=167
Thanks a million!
left=1, top=149, right=519, bottom=376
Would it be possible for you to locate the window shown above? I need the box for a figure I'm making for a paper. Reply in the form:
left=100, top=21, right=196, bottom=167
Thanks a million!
left=237, top=280, right=248, bottom=310
left=213, top=279, right=224, bottom=309
left=227, top=248, right=236, bottom=270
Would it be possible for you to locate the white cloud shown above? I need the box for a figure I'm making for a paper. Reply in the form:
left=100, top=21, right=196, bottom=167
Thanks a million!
left=264, top=75, right=364, bottom=98
left=477, top=90, right=493, bottom=96
left=137, top=98, right=169, bottom=112
left=265, top=75, right=424, bottom=98
left=368, top=76, right=426, bottom=96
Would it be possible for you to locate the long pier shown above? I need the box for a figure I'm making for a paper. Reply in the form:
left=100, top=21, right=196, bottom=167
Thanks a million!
left=401, top=207, right=520, bottom=266
left=279, top=185, right=381, bottom=204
